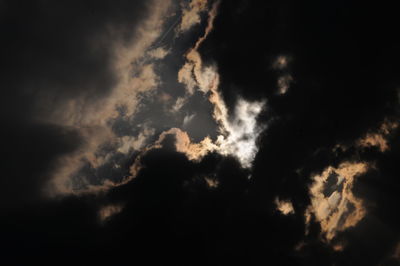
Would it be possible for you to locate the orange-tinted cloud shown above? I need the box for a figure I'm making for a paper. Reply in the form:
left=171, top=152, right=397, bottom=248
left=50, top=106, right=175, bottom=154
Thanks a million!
left=98, top=204, right=124, bottom=223
left=178, top=0, right=208, bottom=33
left=275, top=198, right=295, bottom=215
left=47, top=0, right=172, bottom=195
left=357, top=120, right=398, bottom=152
left=306, top=162, right=368, bottom=241
left=157, top=128, right=217, bottom=161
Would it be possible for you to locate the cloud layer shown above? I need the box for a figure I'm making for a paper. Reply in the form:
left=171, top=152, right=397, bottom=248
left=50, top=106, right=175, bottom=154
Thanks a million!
left=2, top=1, right=400, bottom=266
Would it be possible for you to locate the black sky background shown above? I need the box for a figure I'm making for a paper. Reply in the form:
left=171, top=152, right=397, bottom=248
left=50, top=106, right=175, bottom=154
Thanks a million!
left=1, top=0, right=400, bottom=265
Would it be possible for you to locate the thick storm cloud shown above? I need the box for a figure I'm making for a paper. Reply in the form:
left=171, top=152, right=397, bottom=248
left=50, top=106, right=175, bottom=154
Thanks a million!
left=2, top=1, right=400, bottom=265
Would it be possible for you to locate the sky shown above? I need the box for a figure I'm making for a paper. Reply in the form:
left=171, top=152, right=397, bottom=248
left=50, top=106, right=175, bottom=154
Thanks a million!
left=1, top=0, right=400, bottom=265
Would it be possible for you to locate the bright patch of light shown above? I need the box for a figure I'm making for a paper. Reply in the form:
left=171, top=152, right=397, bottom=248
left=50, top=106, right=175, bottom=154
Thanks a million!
left=217, top=98, right=265, bottom=168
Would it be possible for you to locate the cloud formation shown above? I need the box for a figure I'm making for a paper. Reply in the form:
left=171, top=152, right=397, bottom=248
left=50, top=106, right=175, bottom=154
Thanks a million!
left=275, top=198, right=295, bottom=215
left=306, top=162, right=368, bottom=241
left=45, top=0, right=173, bottom=194
left=3, top=1, right=400, bottom=265
left=178, top=0, right=208, bottom=33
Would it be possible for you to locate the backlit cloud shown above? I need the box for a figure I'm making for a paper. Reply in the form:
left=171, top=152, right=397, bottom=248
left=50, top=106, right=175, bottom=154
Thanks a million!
left=47, top=0, right=172, bottom=195
left=357, top=119, right=398, bottom=152
left=306, top=162, right=368, bottom=241
left=178, top=0, right=208, bottom=33
left=275, top=198, right=295, bottom=215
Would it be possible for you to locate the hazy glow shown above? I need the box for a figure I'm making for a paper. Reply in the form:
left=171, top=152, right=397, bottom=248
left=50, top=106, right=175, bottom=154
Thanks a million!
left=273, top=55, right=289, bottom=70
left=99, top=204, right=124, bottom=223
left=272, top=55, right=292, bottom=95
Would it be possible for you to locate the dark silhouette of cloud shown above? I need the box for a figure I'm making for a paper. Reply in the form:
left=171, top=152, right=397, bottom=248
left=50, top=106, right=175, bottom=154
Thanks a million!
left=2, top=1, right=400, bottom=265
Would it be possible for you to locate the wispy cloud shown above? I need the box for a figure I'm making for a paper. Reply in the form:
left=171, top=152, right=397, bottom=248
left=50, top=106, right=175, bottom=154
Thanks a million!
left=47, top=0, right=172, bottom=195
left=178, top=0, right=208, bottom=33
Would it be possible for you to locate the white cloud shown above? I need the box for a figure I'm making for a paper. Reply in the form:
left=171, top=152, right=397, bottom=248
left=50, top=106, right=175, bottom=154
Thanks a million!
left=216, top=98, right=265, bottom=168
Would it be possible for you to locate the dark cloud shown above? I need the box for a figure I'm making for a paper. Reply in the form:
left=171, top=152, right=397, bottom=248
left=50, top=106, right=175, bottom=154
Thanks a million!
left=0, top=0, right=153, bottom=192
left=201, top=0, right=400, bottom=264
left=0, top=122, right=81, bottom=207
left=1, top=0, right=151, bottom=120
left=2, top=0, right=400, bottom=265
